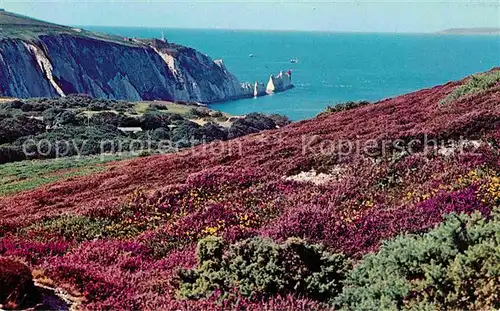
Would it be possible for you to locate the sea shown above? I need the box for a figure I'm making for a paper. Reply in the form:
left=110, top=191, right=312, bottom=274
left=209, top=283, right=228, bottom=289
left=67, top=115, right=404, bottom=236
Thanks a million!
left=86, top=27, right=500, bottom=120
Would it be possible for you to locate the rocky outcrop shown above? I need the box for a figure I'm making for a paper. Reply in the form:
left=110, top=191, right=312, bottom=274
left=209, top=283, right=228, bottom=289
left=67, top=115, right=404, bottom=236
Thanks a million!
left=0, top=33, right=292, bottom=103
left=254, top=82, right=266, bottom=97
left=0, top=39, right=59, bottom=98
left=266, top=70, right=294, bottom=94
left=23, top=42, right=66, bottom=97
left=0, top=258, right=40, bottom=309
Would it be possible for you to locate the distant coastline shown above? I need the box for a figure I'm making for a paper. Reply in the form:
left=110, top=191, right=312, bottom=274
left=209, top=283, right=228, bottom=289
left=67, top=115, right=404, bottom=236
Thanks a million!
left=438, top=28, right=500, bottom=35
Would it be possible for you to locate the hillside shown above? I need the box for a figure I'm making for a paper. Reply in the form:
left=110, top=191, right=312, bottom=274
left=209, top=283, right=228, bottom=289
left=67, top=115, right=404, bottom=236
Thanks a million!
left=0, top=10, right=134, bottom=45
left=0, top=70, right=499, bottom=309
left=0, top=11, right=291, bottom=103
left=438, top=27, right=500, bottom=35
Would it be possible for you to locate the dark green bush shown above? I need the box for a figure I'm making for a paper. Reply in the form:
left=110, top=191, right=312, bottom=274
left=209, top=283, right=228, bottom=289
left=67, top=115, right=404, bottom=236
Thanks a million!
left=0, top=117, right=45, bottom=144
left=268, top=114, right=292, bottom=127
left=319, top=100, right=371, bottom=117
left=166, top=113, right=184, bottom=122
left=170, top=120, right=202, bottom=147
left=244, top=113, right=277, bottom=130
left=89, top=112, right=120, bottom=126
left=337, top=211, right=500, bottom=311
left=41, top=107, right=64, bottom=126
left=16, top=125, right=128, bottom=158
left=186, top=107, right=210, bottom=119
left=7, top=99, right=24, bottom=109
left=200, top=122, right=227, bottom=142
left=0, top=145, right=26, bottom=164
left=140, top=111, right=170, bottom=130
left=20, top=103, right=34, bottom=112
left=150, top=103, right=169, bottom=110
left=56, top=110, right=80, bottom=126
left=177, top=236, right=350, bottom=301
left=151, top=128, right=170, bottom=140
left=227, top=113, right=278, bottom=139
left=209, top=111, right=224, bottom=118
left=227, top=121, right=259, bottom=139
left=25, top=94, right=132, bottom=112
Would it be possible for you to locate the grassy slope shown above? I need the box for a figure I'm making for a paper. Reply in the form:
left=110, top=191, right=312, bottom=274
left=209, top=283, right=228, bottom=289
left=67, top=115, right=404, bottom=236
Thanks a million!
left=0, top=70, right=498, bottom=309
left=2, top=69, right=498, bottom=215
left=0, top=10, right=141, bottom=46
left=0, top=154, right=132, bottom=197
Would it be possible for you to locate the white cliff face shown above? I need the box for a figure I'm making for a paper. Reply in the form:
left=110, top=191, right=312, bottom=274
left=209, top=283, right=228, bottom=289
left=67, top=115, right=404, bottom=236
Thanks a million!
left=23, top=42, right=65, bottom=97
left=213, top=59, right=254, bottom=100
left=151, top=46, right=253, bottom=102
left=0, top=34, right=293, bottom=103
left=266, top=70, right=293, bottom=94
left=0, top=40, right=58, bottom=98
left=254, top=82, right=266, bottom=97
left=152, top=47, right=191, bottom=100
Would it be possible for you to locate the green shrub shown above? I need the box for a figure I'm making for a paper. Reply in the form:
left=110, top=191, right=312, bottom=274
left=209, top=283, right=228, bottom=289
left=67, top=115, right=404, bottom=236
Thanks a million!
left=227, top=113, right=278, bottom=139
left=268, top=113, right=292, bottom=127
left=441, top=70, right=500, bottom=105
left=140, top=111, right=170, bottom=130
left=0, top=145, right=25, bottom=164
left=16, top=125, right=128, bottom=158
left=209, top=111, right=224, bottom=118
left=186, top=107, right=210, bottom=119
left=318, top=100, right=371, bottom=117
left=337, top=211, right=500, bottom=311
left=6, top=99, right=24, bottom=109
left=23, top=215, right=112, bottom=242
left=170, top=120, right=202, bottom=147
left=177, top=236, right=350, bottom=301
left=89, top=111, right=120, bottom=126
left=200, top=122, right=227, bottom=142
left=41, top=107, right=63, bottom=126
left=0, top=116, right=45, bottom=144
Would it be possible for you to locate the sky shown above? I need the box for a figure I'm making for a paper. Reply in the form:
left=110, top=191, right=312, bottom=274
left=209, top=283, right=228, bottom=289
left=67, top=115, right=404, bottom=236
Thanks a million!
left=1, top=0, right=499, bottom=33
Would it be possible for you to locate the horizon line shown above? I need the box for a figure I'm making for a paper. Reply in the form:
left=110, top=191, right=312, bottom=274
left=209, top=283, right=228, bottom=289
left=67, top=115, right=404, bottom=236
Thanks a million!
left=76, top=25, right=500, bottom=36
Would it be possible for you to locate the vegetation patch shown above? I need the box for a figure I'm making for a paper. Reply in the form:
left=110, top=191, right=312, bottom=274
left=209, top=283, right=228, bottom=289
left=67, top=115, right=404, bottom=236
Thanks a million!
left=440, top=70, right=500, bottom=105
left=0, top=95, right=289, bottom=164
left=318, top=100, right=371, bottom=117
left=0, top=155, right=126, bottom=196
left=338, top=211, right=500, bottom=310
left=0, top=72, right=498, bottom=309
left=177, top=236, right=350, bottom=301
left=22, top=215, right=113, bottom=243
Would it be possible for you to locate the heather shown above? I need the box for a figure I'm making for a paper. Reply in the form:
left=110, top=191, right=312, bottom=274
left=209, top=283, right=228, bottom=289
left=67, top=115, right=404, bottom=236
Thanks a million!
left=0, top=70, right=499, bottom=309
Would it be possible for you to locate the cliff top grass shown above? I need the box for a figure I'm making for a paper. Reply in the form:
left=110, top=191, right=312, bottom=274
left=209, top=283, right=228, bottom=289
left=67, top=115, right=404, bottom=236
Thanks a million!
left=0, top=10, right=142, bottom=47
left=0, top=10, right=73, bottom=39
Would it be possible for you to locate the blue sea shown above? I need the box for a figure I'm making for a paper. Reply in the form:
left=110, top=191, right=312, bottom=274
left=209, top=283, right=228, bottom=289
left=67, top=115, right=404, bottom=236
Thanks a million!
left=86, top=27, right=500, bottom=120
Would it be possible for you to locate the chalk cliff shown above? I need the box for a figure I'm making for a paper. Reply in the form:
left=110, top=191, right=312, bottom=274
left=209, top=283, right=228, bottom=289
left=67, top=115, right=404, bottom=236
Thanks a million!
left=266, top=71, right=294, bottom=94
left=253, top=82, right=266, bottom=97
left=0, top=35, right=258, bottom=103
left=0, top=11, right=292, bottom=103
